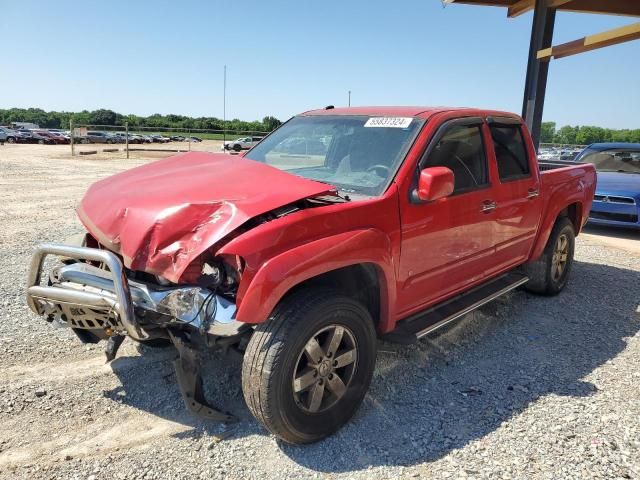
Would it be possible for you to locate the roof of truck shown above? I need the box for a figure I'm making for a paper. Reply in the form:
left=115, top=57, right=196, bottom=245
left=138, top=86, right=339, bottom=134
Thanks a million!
left=301, top=106, right=521, bottom=120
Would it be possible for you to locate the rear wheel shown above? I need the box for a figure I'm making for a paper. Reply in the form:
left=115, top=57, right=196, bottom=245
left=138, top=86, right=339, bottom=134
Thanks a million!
left=242, top=289, right=377, bottom=444
left=7, top=137, right=15, bottom=144
left=233, top=144, right=242, bottom=152
left=523, top=216, right=575, bottom=295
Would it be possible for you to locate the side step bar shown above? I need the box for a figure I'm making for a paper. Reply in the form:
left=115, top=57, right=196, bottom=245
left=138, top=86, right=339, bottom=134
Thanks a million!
left=383, top=272, right=529, bottom=344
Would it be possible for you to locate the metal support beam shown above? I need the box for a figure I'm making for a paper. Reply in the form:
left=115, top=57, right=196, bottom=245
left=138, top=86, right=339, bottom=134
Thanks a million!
left=521, top=0, right=556, bottom=151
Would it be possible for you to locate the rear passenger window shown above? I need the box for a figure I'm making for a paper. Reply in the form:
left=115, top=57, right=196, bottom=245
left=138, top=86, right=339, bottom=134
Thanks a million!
left=425, top=124, right=488, bottom=193
left=490, top=125, right=530, bottom=181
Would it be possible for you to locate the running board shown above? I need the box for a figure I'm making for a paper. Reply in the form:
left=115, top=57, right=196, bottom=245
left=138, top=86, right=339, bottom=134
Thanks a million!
left=383, top=272, right=529, bottom=344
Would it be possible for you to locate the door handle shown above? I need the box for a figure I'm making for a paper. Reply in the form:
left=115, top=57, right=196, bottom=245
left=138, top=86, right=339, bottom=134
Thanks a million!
left=527, top=189, right=539, bottom=199
left=481, top=200, right=497, bottom=213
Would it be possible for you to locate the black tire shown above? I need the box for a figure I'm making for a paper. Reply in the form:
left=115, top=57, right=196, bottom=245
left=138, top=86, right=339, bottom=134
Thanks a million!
left=38, top=139, right=45, bottom=145
left=523, top=216, right=575, bottom=295
left=233, top=143, right=242, bottom=152
left=242, top=289, right=377, bottom=444
left=7, top=137, right=15, bottom=144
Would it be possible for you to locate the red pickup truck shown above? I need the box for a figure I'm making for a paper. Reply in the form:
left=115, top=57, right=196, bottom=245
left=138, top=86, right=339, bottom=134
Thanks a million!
left=26, top=106, right=596, bottom=444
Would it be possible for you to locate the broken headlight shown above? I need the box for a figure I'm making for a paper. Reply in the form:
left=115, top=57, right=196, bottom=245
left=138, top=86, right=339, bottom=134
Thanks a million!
left=198, top=255, right=243, bottom=293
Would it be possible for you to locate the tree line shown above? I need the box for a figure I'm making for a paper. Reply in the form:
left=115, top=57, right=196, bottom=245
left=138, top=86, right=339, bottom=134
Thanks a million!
left=2, top=108, right=639, bottom=144
left=540, top=122, right=640, bottom=145
left=0, top=108, right=282, bottom=133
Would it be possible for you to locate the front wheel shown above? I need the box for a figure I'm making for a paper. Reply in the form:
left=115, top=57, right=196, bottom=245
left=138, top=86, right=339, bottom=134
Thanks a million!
left=523, top=216, right=575, bottom=295
left=242, top=289, right=377, bottom=444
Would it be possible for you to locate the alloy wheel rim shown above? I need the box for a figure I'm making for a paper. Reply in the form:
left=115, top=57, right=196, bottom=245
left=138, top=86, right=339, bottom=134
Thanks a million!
left=292, top=324, right=358, bottom=414
left=551, top=233, right=569, bottom=282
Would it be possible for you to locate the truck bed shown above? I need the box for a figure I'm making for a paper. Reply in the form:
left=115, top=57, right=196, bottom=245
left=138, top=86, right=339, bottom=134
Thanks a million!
left=538, top=160, right=582, bottom=172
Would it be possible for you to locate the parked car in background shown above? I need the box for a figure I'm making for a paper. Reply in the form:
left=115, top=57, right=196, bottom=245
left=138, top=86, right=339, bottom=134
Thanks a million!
left=0, top=126, right=22, bottom=144
left=0, top=128, right=6, bottom=145
left=22, top=130, right=56, bottom=145
left=223, top=136, right=264, bottom=152
left=80, top=131, right=119, bottom=144
left=18, top=129, right=37, bottom=143
left=32, top=130, right=67, bottom=145
left=50, top=130, right=71, bottom=142
left=575, top=142, right=640, bottom=229
left=151, top=135, right=171, bottom=143
left=170, top=135, right=186, bottom=141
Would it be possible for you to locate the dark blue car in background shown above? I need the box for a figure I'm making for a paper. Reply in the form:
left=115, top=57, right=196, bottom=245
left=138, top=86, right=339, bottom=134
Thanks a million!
left=574, top=143, right=640, bottom=230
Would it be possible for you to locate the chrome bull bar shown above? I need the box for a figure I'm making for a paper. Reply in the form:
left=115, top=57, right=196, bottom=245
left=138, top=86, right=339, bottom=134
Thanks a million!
left=26, top=242, right=239, bottom=423
left=26, top=243, right=147, bottom=340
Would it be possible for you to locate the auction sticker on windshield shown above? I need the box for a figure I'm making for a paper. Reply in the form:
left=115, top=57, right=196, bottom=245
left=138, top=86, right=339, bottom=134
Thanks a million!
left=364, top=117, right=413, bottom=128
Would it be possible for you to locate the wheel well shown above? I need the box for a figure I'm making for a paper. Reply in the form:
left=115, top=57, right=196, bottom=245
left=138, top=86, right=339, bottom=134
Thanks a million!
left=558, top=202, right=582, bottom=233
left=287, top=264, right=381, bottom=327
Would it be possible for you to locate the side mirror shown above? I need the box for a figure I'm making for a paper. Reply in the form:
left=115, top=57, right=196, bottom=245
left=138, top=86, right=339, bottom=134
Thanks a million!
left=415, top=166, right=454, bottom=202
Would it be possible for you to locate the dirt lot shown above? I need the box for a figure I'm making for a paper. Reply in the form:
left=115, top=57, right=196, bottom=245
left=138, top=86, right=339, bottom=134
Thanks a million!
left=1, top=143, right=639, bottom=479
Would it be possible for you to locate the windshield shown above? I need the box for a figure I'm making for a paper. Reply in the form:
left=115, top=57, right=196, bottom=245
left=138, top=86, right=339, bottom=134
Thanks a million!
left=581, top=149, right=640, bottom=174
left=245, top=115, right=424, bottom=196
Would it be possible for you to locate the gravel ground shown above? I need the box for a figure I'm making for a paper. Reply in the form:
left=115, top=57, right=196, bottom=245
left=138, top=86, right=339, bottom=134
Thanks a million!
left=1, top=144, right=639, bottom=479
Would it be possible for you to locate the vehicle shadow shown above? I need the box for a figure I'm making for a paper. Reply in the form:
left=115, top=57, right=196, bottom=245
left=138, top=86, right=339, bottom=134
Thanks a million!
left=105, top=259, right=640, bottom=472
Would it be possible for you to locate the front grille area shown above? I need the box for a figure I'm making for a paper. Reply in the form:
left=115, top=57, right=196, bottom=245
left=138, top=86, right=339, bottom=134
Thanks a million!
left=590, top=211, right=639, bottom=223
left=593, top=195, right=636, bottom=205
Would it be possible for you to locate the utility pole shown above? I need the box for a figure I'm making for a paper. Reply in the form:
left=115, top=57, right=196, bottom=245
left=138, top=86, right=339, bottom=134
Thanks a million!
left=348, top=90, right=351, bottom=107
left=125, top=122, right=129, bottom=159
left=223, top=65, right=227, bottom=146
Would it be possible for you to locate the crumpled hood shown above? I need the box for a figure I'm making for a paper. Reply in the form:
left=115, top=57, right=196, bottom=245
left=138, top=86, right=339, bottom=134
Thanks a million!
left=77, top=152, right=331, bottom=282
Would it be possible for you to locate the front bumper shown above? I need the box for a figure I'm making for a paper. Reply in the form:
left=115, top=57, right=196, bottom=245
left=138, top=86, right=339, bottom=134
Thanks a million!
left=26, top=243, right=241, bottom=423
left=26, top=243, right=246, bottom=341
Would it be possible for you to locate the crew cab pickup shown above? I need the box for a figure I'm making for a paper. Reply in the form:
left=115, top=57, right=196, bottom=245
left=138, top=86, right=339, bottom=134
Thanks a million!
left=26, top=106, right=596, bottom=444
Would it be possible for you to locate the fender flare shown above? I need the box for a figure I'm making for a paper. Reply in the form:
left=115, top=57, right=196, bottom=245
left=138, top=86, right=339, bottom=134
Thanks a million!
left=530, top=195, right=584, bottom=261
left=234, top=229, right=397, bottom=332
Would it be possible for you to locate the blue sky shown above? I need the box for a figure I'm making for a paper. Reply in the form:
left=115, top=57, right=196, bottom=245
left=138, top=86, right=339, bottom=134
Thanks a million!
left=0, top=0, right=638, bottom=128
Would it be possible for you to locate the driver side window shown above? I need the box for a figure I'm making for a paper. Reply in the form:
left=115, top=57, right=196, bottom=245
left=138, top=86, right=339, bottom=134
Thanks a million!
left=425, top=124, right=489, bottom=194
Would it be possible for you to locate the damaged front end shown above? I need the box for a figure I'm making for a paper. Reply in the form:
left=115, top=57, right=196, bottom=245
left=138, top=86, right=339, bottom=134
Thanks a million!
left=26, top=242, right=246, bottom=423
left=25, top=153, right=339, bottom=423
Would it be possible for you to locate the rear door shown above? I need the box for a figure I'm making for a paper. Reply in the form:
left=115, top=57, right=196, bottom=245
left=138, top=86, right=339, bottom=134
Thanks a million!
left=485, top=119, right=542, bottom=270
left=398, top=117, right=498, bottom=314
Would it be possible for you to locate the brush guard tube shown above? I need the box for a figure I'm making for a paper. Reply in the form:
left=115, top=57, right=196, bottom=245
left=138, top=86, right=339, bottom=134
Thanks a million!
left=26, top=243, right=148, bottom=341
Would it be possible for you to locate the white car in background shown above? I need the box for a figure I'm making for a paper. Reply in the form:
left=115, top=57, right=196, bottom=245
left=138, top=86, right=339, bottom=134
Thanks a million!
left=222, top=136, right=264, bottom=152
